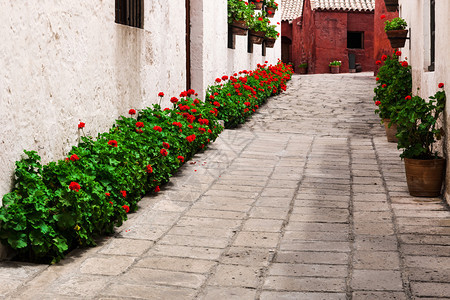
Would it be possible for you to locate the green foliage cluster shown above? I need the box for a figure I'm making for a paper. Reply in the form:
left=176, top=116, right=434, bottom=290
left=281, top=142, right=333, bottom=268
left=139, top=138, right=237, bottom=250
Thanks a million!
left=0, top=62, right=292, bottom=264
left=298, top=62, right=308, bottom=68
left=0, top=94, right=223, bottom=263
left=264, top=0, right=279, bottom=9
left=329, top=60, right=342, bottom=66
left=384, top=17, right=408, bottom=31
left=393, top=88, right=446, bottom=159
left=228, top=0, right=254, bottom=24
left=373, top=52, right=412, bottom=120
left=206, top=61, right=293, bottom=128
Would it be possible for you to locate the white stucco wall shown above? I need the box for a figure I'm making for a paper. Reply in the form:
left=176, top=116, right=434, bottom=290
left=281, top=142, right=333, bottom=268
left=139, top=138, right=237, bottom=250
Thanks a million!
left=398, top=0, right=450, bottom=203
left=0, top=0, right=187, bottom=203
left=191, top=0, right=282, bottom=99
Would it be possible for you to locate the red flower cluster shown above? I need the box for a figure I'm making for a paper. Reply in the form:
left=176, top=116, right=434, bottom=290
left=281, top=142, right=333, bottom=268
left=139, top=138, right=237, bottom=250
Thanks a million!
left=129, top=109, right=136, bottom=115
left=401, top=61, right=408, bottom=67
left=395, top=51, right=402, bottom=56
left=186, top=134, right=196, bottom=143
left=69, top=154, right=79, bottom=161
left=69, top=182, right=81, bottom=192
left=170, top=97, right=179, bottom=103
left=198, top=127, right=206, bottom=133
left=145, top=165, right=153, bottom=173
left=158, top=92, right=164, bottom=97
left=213, top=101, right=220, bottom=107
left=177, top=156, right=184, bottom=163
left=120, top=190, right=127, bottom=198
left=108, top=140, right=118, bottom=147
left=376, top=60, right=382, bottom=65
left=136, top=122, right=144, bottom=128
left=160, top=148, right=168, bottom=156
left=215, top=78, right=221, bottom=83
left=381, top=55, right=387, bottom=61
left=405, top=95, right=412, bottom=100
left=122, top=205, right=130, bottom=213
left=162, top=142, right=170, bottom=149
left=198, top=118, right=209, bottom=125
left=438, top=83, right=444, bottom=88
left=105, top=192, right=111, bottom=197
left=154, top=186, right=160, bottom=193
left=382, top=84, right=387, bottom=88
left=380, top=14, right=386, bottom=19
left=375, top=101, right=381, bottom=106
left=172, top=121, right=182, bottom=128
left=153, top=126, right=162, bottom=132
left=78, top=122, right=85, bottom=129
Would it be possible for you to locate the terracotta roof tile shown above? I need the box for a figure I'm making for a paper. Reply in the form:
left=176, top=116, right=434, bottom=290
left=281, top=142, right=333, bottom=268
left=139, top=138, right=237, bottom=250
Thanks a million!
left=281, top=0, right=304, bottom=21
left=310, top=0, right=375, bottom=11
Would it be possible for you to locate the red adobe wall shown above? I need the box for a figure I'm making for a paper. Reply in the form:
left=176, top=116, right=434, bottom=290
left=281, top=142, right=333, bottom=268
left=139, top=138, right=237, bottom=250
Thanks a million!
left=374, top=0, right=398, bottom=74
left=347, top=11, right=375, bottom=73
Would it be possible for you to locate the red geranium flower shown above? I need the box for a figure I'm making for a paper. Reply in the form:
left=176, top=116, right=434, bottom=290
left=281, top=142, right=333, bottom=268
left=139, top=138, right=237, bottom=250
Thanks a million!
left=160, top=148, right=168, bottom=156
left=136, top=121, right=144, bottom=128
left=162, top=142, right=170, bottom=149
left=401, top=61, right=408, bottom=67
left=376, top=60, right=382, bottom=65
left=186, top=134, right=196, bottom=143
left=158, top=92, right=164, bottom=97
left=170, top=97, right=179, bottom=103
left=405, top=95, right=412, bottom=100
left=69, top=182, right=81, bottom=192
left=215, top=78, right=221, bottom=83
left=438, top=83, right=444, bottom=88
left=108, top=140, right=118, bottom=147
left=382, top=84, right=387, bottom=88
left=209, top=95, right=215, bottom=100
left=375, top=101, right=381, bottom=106
left=395, top=51, right=402, bottom=56
left=213, top=101, right=220, bottom=107
left=146, top=165, right=153, bottom=173
left=222, top=75, right=228, bottom=81
left=78, top=122, right=85, bottom=129
left=381, top=55, right=387, bottom=61
left=105, top=192, right=111, bottom=197
left=153, top=126, right=162, bottom=132
left=154, top=186, right=160, bottom=193
left=376, top=77, right=380, bottom=81
left=136, top=129, right=143, bottom=133
left=120, top=190, right=127, bottom=198
left=69, top=154, right=79, bottom=161
left=380, top=14, right=386, bottom=19
left=129, top=109, right=136, bottom=115
left=177, top=156, right=184, bottom=163
left=122, top=205, right=130, bottom=213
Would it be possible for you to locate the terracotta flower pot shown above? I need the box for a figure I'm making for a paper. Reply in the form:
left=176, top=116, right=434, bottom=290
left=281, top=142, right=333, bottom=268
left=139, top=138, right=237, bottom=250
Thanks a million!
left=330, top=65, right=340, bottom=74
left=266, top=7, right=276, bottom=18
left=229, top=20, right=248, bottom=36
left=384, top=0, right=398, bottom=12
left=404, top=158, right=446, bottom=197
left=383, top=118, right=398, bottom=143
left=297, top=67, right=307, bottom=74
left=265, top=37, right=276, bottom=48
left=249, top=30, right=265, bottom=44
left=386, top=29, right=408, bottom=48
left=250, top=1, right=263, bottom=10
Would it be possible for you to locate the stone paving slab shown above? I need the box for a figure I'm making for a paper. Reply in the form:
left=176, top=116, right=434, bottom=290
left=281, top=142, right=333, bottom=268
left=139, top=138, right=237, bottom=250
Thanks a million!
left=2, top=73, right=450, bottom=299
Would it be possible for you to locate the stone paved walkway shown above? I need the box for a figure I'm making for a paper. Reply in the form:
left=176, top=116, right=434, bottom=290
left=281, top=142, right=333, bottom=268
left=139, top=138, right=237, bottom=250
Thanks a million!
left=1, top=73, right=450, bottom=299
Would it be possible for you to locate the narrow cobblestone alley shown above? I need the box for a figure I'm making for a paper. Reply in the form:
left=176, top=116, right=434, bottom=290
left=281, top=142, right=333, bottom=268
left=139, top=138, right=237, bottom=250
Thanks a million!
left=1, top=73, right=450, bottom=299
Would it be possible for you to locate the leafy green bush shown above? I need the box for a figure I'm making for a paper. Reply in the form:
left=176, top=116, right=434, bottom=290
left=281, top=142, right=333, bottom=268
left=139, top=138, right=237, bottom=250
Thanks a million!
left=373, top=51, right=412, bottom=121
left=384, top=17, right=408, bottom=31
left=393, top=84, right=446, bottom=159
left=206, top=61, right=293, bottom=128
left=228, top=0, right=254, bottom=24
left=0, top=62, right=292, bottom=263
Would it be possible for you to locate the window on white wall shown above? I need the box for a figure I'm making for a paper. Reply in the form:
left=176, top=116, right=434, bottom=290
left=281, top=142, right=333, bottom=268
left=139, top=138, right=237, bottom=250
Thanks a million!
left=428, top=0, right=435, bottom=71
left=115, top=0, right=143, bottom=28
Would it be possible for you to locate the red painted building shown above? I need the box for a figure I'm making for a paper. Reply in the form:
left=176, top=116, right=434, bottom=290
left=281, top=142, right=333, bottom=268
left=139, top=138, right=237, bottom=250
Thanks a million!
left=281, top=0, right=376, bottom=74
left=373, top=0, right=399, bottom=75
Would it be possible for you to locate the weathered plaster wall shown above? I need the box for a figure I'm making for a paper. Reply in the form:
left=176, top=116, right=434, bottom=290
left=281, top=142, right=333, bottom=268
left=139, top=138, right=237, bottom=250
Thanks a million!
left=373, top=0, right=398, bottom=75
left=347, top=12, right=375, bottom=73
left=398, top=0, right=450, bottom=204
left=0, top=0, right=187, bottom=203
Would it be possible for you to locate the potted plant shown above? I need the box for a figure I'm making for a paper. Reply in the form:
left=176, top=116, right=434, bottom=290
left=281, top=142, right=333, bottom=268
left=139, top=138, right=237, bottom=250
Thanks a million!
left=384, top=17, right=408, bottom=48
left=297, top=62, right=308, bottom=74
left=373, top=51, right=412, bottom=142
left=329, top=61, right=341, bottom=73
left=265, top=0, right=278, bottom=18
left=248, top=13, right=269, bottom=44
left=228, top=0, right=255, bottom=36
left=250, top=0, right=263, bottom=10
left=384, top=0, right=398, bottom=12
left=392, top=83, right=446, bottom=197
left=264, top=24, right=278, bottom=48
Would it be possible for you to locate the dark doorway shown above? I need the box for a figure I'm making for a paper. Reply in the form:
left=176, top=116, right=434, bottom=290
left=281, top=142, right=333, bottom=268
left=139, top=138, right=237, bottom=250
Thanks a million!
left=281, top=36, right=292, bottom=63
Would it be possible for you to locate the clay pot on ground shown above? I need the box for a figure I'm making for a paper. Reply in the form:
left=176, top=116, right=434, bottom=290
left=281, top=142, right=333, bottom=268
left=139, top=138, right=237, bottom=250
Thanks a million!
left=383, top=118, right=398, bottom=143
left=404, top=158, right=446, bottom=197
left=330, top=65, right=340, bottom=74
